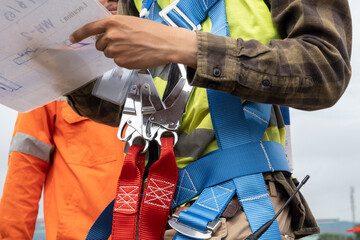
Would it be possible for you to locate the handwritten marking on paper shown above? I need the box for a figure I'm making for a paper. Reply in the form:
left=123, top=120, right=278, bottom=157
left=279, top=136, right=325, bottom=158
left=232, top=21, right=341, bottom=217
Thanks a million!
left=0, top=75, right=22, bottom=92
left=0, top=0, right=113, bottom=112
left=20, top=17, right=55, bottom=40
left=13, top=47, right=38, bottom=65
left=67, top=42, right=92, bottom=49
left=3, top=0, right=39, bottom=22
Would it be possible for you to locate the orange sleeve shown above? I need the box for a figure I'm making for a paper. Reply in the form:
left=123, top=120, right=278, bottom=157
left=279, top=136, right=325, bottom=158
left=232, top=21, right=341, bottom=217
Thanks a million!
left=0, top=103, right=56, bottom=239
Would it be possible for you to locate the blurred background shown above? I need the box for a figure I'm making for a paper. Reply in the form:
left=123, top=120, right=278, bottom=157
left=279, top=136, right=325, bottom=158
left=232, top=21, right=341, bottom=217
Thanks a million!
left=0, top=0, right=359, bottom=239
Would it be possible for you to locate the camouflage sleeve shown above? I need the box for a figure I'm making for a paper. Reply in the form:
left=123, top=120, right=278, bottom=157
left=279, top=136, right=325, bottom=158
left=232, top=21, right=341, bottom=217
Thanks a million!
left=190, top=0, right=352, bottom=111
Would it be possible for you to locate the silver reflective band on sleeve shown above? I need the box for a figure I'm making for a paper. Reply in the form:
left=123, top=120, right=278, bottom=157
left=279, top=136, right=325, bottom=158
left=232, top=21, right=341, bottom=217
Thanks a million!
left=9, top=132, right=54, bottom=162
left=174, top=128, right=214, bottom=159
left=56, top=96, right=67, bottom=102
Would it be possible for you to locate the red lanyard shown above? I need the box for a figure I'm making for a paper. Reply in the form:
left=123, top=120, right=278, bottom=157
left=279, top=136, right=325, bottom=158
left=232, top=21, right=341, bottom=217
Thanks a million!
left=112, top=137, right=179, bottom=240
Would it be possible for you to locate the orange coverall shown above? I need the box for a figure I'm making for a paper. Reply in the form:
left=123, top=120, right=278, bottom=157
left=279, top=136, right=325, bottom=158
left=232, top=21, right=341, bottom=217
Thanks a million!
left=0, top=99, right=124, bottom=239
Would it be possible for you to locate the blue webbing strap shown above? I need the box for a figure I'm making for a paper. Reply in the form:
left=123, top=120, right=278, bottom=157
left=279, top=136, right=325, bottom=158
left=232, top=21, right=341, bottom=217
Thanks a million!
left=163, top=0, right=282, bottom=237
left=205, top=68, right=281, bottom=240
left=143, top=0, right=227, bottom=34
left=280, top=106, right=290, bottom=126
left=179, top=181, right=236, bottom=232
left=243, top=101, right=272, bottom=141
left=203, top=0, right=282, bottom=237
left=171, top=0, right=219, bottom=29
left=173, top=181, right=236, bottom=240
left=172, top=141, right=289, bottom=208
left=234, top=173, right=281, bottom=240
left=145, top=1, right=164, bottom=23
left=173, top=102, right=283, bottom=240
left=86, top=199, right=114, bottom=240
left=142, top=0, right=284, bottom=239
left=207, top=0, right=229, bottom=36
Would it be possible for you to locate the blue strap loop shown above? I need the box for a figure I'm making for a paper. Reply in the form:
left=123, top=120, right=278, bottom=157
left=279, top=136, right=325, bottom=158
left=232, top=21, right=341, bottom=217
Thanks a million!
left=172, top=141, right=289, bottom=208
left=178, top=181, right=236, bottom=232
left=234, top=174, right=281, bottom=239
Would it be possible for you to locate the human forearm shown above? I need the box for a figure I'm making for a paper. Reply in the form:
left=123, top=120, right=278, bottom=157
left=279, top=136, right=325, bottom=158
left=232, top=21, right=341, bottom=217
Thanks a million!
left=70, top=15, right=197, bottom=69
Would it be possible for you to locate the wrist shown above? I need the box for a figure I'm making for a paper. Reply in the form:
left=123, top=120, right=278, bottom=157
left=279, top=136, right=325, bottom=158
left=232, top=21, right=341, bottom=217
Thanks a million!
left=166, top=27, right=198, bottom=68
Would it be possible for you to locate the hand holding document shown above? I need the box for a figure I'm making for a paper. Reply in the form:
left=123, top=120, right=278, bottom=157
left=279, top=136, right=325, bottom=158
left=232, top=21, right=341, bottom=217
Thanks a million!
left=0, top=0, right=116, bottom=112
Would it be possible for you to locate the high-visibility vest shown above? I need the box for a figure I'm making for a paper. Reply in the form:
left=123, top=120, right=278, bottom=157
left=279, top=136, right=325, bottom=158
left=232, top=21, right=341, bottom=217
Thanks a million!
left=134, top=0, right=285, bottom=169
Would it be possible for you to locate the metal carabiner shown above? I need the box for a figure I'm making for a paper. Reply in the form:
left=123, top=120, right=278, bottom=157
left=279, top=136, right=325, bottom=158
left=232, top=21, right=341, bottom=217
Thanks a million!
left=127, top=130, right=150, bottom=153
left=168, top=211, right=222, bottom=239
left=117, top=83, right=138, bottom=142
left=154, top=127, right=179, bottom=148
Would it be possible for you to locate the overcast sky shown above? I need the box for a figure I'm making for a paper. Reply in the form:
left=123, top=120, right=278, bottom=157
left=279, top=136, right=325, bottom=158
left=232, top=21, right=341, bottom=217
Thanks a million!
left=0, top=0, right=359, bottom=223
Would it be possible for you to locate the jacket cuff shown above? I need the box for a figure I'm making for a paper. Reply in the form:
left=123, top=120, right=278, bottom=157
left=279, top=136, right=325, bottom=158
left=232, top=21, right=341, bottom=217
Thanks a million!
left=189, top=31, right=237, bottom=93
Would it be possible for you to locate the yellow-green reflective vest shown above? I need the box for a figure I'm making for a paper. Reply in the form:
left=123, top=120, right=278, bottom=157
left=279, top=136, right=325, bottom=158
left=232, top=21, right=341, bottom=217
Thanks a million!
left=134, top=0, right=285, bottom=169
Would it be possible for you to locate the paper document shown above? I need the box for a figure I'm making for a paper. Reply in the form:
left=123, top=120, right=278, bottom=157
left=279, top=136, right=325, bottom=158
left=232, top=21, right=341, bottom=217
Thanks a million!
left=0, top=0, right=116, bottom=112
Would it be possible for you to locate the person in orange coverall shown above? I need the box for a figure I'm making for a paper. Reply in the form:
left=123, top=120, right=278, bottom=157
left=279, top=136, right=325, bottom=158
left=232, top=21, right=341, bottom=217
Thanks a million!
left=0, top=98, right=124, bottom=239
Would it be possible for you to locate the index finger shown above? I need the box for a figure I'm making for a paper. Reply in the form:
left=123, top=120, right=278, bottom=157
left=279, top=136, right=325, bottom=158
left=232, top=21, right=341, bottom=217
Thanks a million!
left=69, top=18, right=108, bottom=43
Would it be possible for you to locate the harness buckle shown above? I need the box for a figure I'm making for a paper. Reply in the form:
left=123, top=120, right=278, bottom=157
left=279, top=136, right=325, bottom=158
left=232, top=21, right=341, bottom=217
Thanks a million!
left=168, top=211, right=222, bottom=239
left=159, top=0, right=201, bottom=31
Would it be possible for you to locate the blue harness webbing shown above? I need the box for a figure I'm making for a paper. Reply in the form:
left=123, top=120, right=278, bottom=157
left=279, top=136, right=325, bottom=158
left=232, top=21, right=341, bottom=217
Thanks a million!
left=86, top=199, right=114, bottom=239
left=172, top=93, right=286, bottom=239
left=86, top=1, right=291, bottom=239
left=143, top=1, right=288, bottom=239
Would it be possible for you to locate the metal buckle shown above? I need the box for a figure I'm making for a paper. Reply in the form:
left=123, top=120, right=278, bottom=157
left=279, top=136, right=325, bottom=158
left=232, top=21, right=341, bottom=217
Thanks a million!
left=168, top=211, right=222, bottom=239
left=159, top=0, right=201, bottom=31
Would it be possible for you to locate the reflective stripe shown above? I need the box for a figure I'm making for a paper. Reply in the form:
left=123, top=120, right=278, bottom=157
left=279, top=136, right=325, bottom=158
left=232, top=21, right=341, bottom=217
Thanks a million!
left=148, top=64, right=171, bottom=82
left=175, top=128, right=214, bottom=158
left=270, top=106, right=285, bottom=128
left=56, top=96, right=67, bottom=102
left=9, top=132, right=54, bottom=162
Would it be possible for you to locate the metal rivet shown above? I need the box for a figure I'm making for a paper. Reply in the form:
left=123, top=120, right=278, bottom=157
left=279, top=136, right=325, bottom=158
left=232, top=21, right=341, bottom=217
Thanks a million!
left=262, top=79, right=271, bottom=87
left=213, top=67, right=221, bottom=77
left=207, top=82, right=217, bottom=89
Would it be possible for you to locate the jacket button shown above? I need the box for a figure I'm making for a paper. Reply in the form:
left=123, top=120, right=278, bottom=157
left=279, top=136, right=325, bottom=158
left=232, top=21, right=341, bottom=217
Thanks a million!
left=207, top=82, right=218, bottom=89
left=262, top=79, right=271, bottom=87
left=213, top=67, right=221, bottom=77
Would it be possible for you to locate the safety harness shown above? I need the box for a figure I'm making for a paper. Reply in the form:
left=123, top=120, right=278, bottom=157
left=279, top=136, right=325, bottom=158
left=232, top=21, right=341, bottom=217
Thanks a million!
left=86, top=0, right=292, bottom=239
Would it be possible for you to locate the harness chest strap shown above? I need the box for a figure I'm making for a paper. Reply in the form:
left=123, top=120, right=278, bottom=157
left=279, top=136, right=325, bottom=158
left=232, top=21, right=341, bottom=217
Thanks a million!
left=111, top=137, right=178, bottom=240
left=138, top=137, right=178, bottom=240
left=112, top=144, right=145, bottom=240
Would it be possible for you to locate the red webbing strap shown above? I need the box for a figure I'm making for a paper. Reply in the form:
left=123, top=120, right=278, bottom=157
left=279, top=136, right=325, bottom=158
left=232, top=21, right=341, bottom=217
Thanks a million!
left=112, top=144, right=145, bottom=240
left=139, top=137, right=179, bottom=240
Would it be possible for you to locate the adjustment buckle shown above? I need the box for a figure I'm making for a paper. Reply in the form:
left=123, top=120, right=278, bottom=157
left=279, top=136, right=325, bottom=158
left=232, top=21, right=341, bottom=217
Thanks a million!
left=159, top=0, right=201, bottom=31
left=168, top=211, right=222, bottom=239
